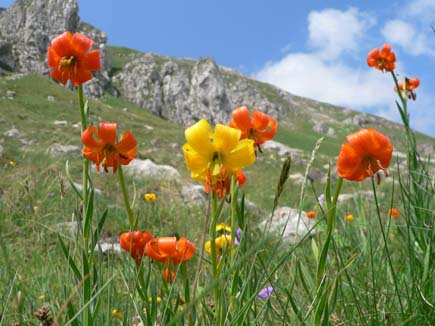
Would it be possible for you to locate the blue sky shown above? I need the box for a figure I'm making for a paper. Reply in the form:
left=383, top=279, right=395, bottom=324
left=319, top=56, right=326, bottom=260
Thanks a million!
left=2, top=0, right=435, bottom=137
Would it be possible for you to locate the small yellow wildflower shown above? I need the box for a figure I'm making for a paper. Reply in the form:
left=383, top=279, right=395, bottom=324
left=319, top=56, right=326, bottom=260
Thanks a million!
left=147, top=296, right=162, bottom=303
left=111, top=309, right=123, bottom=320
left=9, top=160, right=16, bottom=167
left=216, top=223, right=231, bottom=233
left=345, top=212, right=354, bottom=223
left=38, top=294, right=45, bottom=300
left=205, top=234, right=232, bottom=255
left=144, top=193, right=156, bottom=202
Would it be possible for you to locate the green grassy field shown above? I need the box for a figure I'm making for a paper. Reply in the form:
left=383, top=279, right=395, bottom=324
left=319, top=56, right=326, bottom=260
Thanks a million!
left=1, top=56, right=435, bottom=325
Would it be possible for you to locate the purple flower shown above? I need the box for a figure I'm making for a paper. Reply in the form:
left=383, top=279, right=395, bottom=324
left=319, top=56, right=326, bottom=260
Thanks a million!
left=234, top=228, right=242, bottom=246
left=257, top=286, right=274, bottom=300
left=48, top=192, right=55, bottom=197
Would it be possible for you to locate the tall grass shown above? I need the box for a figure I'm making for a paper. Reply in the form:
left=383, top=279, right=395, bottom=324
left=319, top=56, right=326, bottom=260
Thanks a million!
left=1, top=44, right=435, bottom=326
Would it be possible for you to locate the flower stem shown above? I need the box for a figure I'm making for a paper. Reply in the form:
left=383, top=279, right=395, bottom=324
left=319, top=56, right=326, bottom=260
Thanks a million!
left=209, top=195, right=221, bottom=325
left=78, top=84, right=91, bottom=326
left=117, top=164, right=135, bottom=229
left=78, top=85, right=89, bottom=217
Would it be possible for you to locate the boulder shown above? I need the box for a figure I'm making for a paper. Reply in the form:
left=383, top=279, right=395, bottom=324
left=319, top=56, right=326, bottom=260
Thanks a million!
left=260, top=207, right=316, bottom=243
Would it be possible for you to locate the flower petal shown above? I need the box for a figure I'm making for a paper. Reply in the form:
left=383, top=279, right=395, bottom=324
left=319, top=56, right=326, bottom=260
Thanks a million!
left=183, top=143, right=209, bottom=176
left=213, top=124, right=241, bottom=153
left=185, top=119, right=214, bottom=155
left=79, top=50, right=101, bottom=71
left=230, top=106, right=252, bottom=131
left=222, top=139, right=255, bottom=170
left=116, top=130, right=137, bottom=153
left=97, top=122, right=117, bottom=145
left=71, top=32, right=94, bottom=54
left=81, top=125, right=102, bottom=148
left=337, top=143, right=366, bottom=181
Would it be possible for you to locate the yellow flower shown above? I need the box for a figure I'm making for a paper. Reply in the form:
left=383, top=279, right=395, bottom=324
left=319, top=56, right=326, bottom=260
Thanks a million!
left=345, top=212, right=354, bottom=223
left=38, top=294, right=45, bottom=300
left=216, top=223, right=231, bottom=233
left=205, top=234, right=232, bottom=255
left=144, top=193, right=156, bottom=202
left=148, top=296, right=162, bottom=303
left=111, top=309, right=123, bottom=320
left=9, top=160, right=16, bottom=167
left=183, top=119, right=255, bottom=193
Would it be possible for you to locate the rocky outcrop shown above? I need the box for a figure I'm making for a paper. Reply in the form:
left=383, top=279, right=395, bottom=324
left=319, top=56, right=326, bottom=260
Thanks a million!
left=0, top=0, right=112, bottom=97
left=114, top=54, right=283, bottom=125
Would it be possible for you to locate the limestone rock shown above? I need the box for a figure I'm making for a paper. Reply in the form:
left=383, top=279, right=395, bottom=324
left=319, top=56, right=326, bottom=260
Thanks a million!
left=125, top=159, right=180, bottom=180
left=4, top=128, right=23, bottom=137
left=181, top=183, right=208, bottom=206
left=47, top=143, right=80, bottom=156
left=262, top=140, right=303, bottom=156
left=260, top=207, right=316, bottom=243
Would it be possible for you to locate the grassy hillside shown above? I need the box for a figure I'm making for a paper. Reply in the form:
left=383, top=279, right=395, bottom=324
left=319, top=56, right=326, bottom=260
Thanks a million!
left=1, top=52, right=434, bottom=324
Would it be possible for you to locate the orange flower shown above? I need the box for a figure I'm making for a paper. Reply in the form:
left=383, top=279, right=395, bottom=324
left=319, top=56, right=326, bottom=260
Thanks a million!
left=396, top=77, right=420, bottom=100
left=229, top=106, right=277, bottom=152
left=146, top=237, right=196, bottom=283
left=47, top=32, right=100, bottom=86
left=367, top=44, right=396, bottom=72
left=337, top=128, right=393, bottom=182
left=389, top=208, right=400, bottom=218
left=81, top=122, right=137, bottom=173
left=120, top=231, right=153, bottom=265
left=206, top=169, right=247, bottom=198
left=306, top=211, right=316, bottom=219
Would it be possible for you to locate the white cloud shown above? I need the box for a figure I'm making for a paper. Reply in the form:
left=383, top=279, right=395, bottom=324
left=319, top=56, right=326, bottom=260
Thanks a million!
left=307, top=8, right=375, bottom=59
left=404, top=0, right=435, bottom=22
left=255, top=53, right=394, bottom=109
left=381, top=20, right=435, bottom=56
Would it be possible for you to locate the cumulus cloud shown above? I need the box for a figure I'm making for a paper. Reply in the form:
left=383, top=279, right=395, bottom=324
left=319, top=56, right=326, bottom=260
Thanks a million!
left=253, top=7, right=435, bottom=136
left=381, top=20, right=435, bottom=56
left=255, top=53, right=394, bottom=108
left=307, top=8, right=375, bottom=59
left=404, top=0, right=435, bottom=22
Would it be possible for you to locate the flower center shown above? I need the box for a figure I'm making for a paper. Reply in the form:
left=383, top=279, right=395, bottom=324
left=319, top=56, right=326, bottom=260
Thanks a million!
left=60, top=56, right=77, bottom=68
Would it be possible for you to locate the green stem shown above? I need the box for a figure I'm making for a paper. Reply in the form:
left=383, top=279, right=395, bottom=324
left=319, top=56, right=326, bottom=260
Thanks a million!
left=78, top=85, right=89, bottom=216
left=118, top=164, right=134, bottom=229
left=209, top=195, right=221, bottom=325
left=316, top=176, right=343, bottom=286
left=78, top=85, right=91, bottom=326
left=371, top=178, right=405, bottom=317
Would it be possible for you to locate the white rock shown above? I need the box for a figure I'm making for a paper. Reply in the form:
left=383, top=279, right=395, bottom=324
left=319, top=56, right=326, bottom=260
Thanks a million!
left=289, top=173, right=305, bottom=185
left=95, top=241, right=121, bottom=254
left=125, top=159, right=180, bottom=180
left=47, top=143, right=81, bottom=156
left=6, top=90, right=15, bottom=99
left=260, top=207, right=316, bottom=243
left=4, top=128, right=23, bottom=137
left=262, top=140, right=303, bottom=156
left=54, top=120, right=68, bottom=126
left=182, top=183, right=207, bottom=205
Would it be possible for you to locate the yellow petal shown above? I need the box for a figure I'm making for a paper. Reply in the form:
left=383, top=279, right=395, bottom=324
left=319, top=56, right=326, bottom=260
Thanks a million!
left=213, top=124, right=241, bottom=153
left=183, top=144, right=209, bottom=175
left=223, top=139, right=255, bottom=170
left=185, top=119, right=214, bottom=155
left=204, top=241, right=211, bottom=254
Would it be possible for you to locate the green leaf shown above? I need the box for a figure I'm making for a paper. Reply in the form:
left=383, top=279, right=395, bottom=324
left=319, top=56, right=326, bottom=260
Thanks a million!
left=57, top=234, right=82, bottom=281
left=65, top=160, right=82, bottom=200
